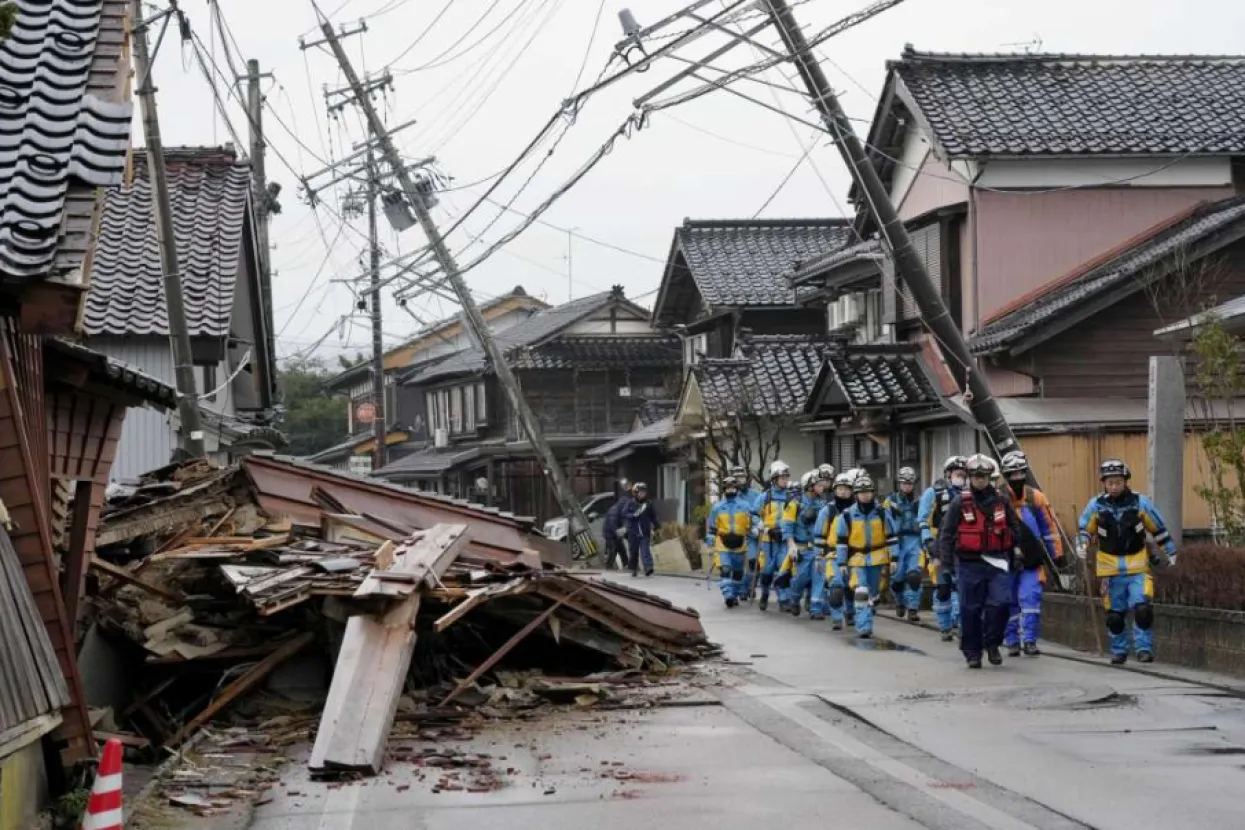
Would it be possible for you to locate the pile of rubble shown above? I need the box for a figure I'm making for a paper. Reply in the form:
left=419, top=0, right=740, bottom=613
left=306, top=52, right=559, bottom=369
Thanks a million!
left=85, top=454, right=712, bottom=777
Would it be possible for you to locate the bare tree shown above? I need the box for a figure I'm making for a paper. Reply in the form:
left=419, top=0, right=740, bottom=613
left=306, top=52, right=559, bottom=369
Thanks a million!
left=698, top=368, right=794, bottom=491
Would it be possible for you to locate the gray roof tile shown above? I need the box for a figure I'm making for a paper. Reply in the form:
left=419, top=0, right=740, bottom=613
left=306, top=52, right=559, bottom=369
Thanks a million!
left=584, top=416, right=673, bottom=459
left=45, top=337, right=176, bottom=408
left=693, top=334, right=826, bottom=417
left=822, top=344, right=939, bottom=410
left=83, top=147, right=252, bottom=337
left=677, top=219, right=853, bottom=307
left=0, top=0, right=133, bottom=283
left=895, top=49, right=1245, bottom=158
left=972, top=196, right=1245, bottom=354
left=511, top=335, right=682, bottom=370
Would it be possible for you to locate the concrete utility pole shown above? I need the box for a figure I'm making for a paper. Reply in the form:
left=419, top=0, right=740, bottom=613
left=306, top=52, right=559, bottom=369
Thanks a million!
left=366, top=143, right=387, bottom=469
left=244, top=60, right=275, bottom=288
left=763, top=0, right=1021, bottom=458
left=131, top=0, right=206, bottom=459
left=309, top=17, right=598, bottom=559
left=1148, top=356, right=1185, bottom=545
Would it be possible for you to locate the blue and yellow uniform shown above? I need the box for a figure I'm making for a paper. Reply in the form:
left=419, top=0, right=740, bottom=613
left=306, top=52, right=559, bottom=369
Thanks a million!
left=737, top=481, right=762, bottom=596
left=756, top=484, right=797, bottom=610
left=814, top=494, right=855, bottom=624
left=706, top=491, right=757, bottom=606
left=918, top=479, right=961, bottom=635
left=884, top=485, right=924, bottom=617
left=833, top=500, right=897, bottom=637
left=1078, top=487, right=1175, bottom=661
left=777, top=484, right=824, bottom=616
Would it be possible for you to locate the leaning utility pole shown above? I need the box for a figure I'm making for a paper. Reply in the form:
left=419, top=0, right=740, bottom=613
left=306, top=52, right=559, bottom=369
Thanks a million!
left=763, top=0, right=1020, bottom=457
left=366, top=144, right=387, bottom=469
left=131, top=0, right=206, bottom=459
left=244, top=60, right=274, bottom=286
left=308, top=17, right=598, bottom=559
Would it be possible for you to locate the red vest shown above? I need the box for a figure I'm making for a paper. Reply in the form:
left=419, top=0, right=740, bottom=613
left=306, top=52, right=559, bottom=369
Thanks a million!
left=956, top=489, right=1013, bottom=554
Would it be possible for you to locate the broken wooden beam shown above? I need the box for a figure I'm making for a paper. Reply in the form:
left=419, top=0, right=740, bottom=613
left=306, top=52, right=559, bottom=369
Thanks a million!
left=89, top=556, right=184, bottom=603
left=353, top=524, right=468, bottom=599
left=165, top=632, right=314, bottom=748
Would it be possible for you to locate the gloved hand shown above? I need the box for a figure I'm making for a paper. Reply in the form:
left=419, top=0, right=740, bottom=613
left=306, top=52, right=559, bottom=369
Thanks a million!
left=768, top=528, right=782, bottom=543
left=1012, top=546, right=1025, bottom=571
left=889, top=560, right=899, bottom=577
left=1075, top=538, right=1089, bottom=560
left=614, top=527, right=626, bottom=540
left=922, top=538, right=934, bottom=556
left=838, top=565, right=849, bottom=584
left=775, top=572, right=792, bottom=590
left=1168, top=548, right=1179, bottom=568
left=749, top=525, right=761, bottom=539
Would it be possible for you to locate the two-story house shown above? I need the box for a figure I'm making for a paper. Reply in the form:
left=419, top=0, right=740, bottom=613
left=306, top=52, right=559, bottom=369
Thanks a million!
left=797, top=48, right=1245, bottom=530
left=83, top=146, right=282, bottom=481
left=310, top=287, right=548, bottom=473
left=373, top=286, right=682, bottom=521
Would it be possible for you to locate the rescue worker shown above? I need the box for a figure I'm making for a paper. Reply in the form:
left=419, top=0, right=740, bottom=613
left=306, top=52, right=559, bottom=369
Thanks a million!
left=602, top=481, right=631, bottom=570
left=999, top=451, right=1063, bottom=657
left=833, top=474, right=897, bottom=638
left=1077, top=459, right=1177, bottom=665
left=937, top=454, right=1025, bottom=669
left=920, top=456, right=968, bottom=641
left=776, top=471, right=824, bottom=617
left=884, top=467, right=925, bottom=621
left=730, top=464, right=762, bottom=599
left=814, top=471, right=856, bottom=628
left=755, top=461, right=796, bottom=611
left=706, top=473, right=756, bottom=608
left=623, top=482, right=659, bottom=577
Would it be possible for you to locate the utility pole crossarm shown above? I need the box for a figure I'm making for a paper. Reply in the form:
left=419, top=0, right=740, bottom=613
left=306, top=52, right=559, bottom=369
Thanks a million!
left=314, top=18, right=598, bottom=559
left=131, top=0, right=206, bottom=460
left=762, top=0, right=1021, bottom=459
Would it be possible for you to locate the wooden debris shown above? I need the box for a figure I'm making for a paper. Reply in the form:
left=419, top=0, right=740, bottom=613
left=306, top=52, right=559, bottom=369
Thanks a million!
left=353, top=525, right=467, bottom=599
left=89, top=556, right=184, bottom=602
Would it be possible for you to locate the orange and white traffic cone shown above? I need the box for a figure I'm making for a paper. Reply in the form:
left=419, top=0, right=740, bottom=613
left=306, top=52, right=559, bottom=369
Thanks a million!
left=81, top=738, right=124, bottom=830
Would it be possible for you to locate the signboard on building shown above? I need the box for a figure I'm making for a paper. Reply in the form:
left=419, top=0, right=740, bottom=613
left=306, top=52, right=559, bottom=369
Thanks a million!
left=355, top=401, right=377, bottom=425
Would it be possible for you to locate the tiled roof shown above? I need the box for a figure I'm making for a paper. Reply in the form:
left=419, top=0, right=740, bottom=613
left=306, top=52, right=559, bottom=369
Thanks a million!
left=45, top=337, right=176, bottom=409
left=693, top=334, right=826, bottom=417
left=0, top=0, right=133, bottom=283
left=637, top=398, right=678, bottom=426
left=374, top=445, right=484, bottom=478
left=1156, top=293, right=1245, bottom=337
left=405, top=290, right=651, bottom=384
left=676, top=219, right=853, bottom=307
left=511, top=335, right=682, bottom=370
left=584, top=416, right=674, bottom=460
left=894, top=49, right=1245, bottom=157
left=972, top=197, right=1245, bottom=354
left=792, top=238, right=885, bottom=285
left=83, top=147, right=252, bottom=337
left=821, top=344, right=940, bottom=411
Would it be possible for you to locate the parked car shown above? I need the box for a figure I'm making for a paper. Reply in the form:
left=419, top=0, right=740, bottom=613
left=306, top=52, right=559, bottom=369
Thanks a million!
left=541, top=492, right=619, bottom=553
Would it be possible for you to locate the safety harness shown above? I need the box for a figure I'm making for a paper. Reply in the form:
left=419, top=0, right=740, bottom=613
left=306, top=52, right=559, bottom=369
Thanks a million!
left=956, top=489, right=1013, bottom=554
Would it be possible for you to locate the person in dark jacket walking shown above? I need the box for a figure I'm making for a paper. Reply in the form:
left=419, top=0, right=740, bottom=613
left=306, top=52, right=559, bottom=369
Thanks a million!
left=623, top=482, right=659, bottom=576
left=937, top=454, right=1026, bottom=669
left=601, top=483, right=631, bottom=569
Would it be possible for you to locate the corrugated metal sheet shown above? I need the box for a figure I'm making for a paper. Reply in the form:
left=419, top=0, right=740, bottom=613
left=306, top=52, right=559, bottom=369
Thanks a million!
left=901, top=222, right=941, bottom=319
left=0, top=525, right=70, bottom=734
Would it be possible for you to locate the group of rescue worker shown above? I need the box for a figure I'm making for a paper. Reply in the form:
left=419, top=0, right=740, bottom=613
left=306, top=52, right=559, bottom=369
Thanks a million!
left=601, top=481, right=660, bottom=577
left=705, top=451, right=1177, bottom=669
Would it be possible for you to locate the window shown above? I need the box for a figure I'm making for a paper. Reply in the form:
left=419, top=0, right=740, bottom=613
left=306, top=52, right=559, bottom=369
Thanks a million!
left=683, top=333, right=708, bottom=366
left=349, top=454, right=373, bottom=475
left=475, top=382, right=487, bottom=423
left=202, top=364, right=217, bottom=402
left=450, top=386, right=464, bottom=434
left=464, top=383, right=476, bottom=432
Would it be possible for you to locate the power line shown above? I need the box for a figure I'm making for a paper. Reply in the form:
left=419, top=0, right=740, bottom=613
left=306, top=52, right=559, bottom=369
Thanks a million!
left=390, top=0, right=513, bottom=74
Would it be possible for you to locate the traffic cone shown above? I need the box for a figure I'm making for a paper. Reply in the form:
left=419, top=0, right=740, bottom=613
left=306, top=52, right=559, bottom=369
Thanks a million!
left=81, top=738, right=124, bottom=830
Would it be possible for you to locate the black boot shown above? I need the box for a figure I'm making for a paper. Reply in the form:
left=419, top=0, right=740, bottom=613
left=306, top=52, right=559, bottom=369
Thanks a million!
left=967, top=658, right=982, bottom=669
left=940, top=631, right=954, bottom=642
left=1008, top=644, right=1022, bottom=658
left=1137, top=650, right=1154, bottom=663
left=987, top=647, right=1003, bottom=666
left=907, top=609, right=920, bottom=622
left=1023, top=642, right=1041, bottom=657
left=758, top=595, right=769, bottom=612
left=832, top=620, right=843, bottom=631
left=1110, top=653, right=1127, bottom=665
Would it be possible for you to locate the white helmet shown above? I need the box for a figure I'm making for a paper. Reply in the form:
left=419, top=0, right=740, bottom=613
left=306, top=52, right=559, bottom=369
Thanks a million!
left=965, top=454, right=997, bottom=476
left=1000, top=450, right=1029, bottom=476
left=729, top=464, right=747, bottom=481
left=768, top=460, right=791, bottom=480
left=897, top=467, right=917, bottom=484
left=817, top=463, right=835, bottom=481
left=853, top=474, right=875, bottom=493
left=943, top=455, right=968, bottom=474
left=833, top=472, right=854, bottom=489
left=800, top=470, right=818, bottom=489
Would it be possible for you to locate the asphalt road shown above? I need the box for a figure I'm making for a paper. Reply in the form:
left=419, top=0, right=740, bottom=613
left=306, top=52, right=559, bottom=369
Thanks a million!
left=248, top=575, right=1245, bottom=830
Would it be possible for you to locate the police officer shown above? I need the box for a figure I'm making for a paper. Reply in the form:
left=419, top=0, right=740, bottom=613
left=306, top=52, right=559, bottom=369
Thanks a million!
left=728, top=464, right=761, bottom=599
left=706, top=473, right=755, bottom=608
left=815, top=471, right=856, bottom=628
left=999, top=451, right=1063, bottom=657
left=602, top=481, right=631, bottom=570
left=920, top=455, right=968, bottom=641
left=776, top=471, right=825, bottom=617
left=623, top=482, right=659, bottom=577
left=1077, top=459, right=1177, bottom=664
left=755, top=461, right=795, bottom=611
left=937, top=454, right=1025, bottom=669
left=833, top=474, right=897, bottom=639
left=884, top=467, right=924, bottom=621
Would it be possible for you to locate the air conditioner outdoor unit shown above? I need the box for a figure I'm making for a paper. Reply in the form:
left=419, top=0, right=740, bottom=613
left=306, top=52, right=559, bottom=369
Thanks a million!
left=842, top=294, right=862, bottom=326
left=434, top=428, right=449, bottom=448
left=618, top=386, right=632, bottom=397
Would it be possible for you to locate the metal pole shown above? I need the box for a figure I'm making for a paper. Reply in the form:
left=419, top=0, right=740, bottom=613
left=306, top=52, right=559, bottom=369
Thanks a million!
left=315, top=20, right=597, bottom=559
left=763, top=0, right=1021, bottom=457
left=131, top=0, right=205, bottom=459
left=367, top=143, right=387, bottom=469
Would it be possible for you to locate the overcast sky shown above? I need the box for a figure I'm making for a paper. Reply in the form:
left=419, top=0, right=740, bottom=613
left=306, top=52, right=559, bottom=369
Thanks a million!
left=141, top=0, right=1245, bottom=363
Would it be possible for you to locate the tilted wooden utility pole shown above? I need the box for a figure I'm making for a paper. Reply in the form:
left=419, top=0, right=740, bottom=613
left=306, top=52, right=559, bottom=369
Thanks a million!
left=130, top=0, right=205, bottom=459
left=365, top=142, right=387, bottom=469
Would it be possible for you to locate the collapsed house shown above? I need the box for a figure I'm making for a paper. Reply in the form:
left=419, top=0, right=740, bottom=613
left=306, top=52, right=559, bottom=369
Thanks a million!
left=86, top=454, right=710, bottom=775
